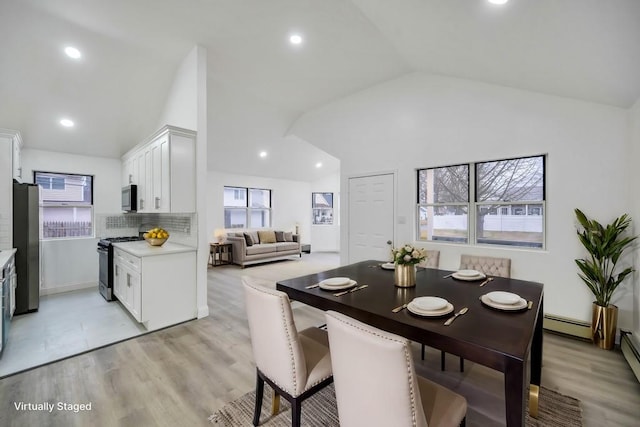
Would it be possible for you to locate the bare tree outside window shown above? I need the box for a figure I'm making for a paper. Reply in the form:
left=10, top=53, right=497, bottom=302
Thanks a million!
left=417, top=155, right=545, bottom=248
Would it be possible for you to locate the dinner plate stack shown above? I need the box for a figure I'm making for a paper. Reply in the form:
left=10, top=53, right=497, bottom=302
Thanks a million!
left=481, top=291, right=527, bottom=311
left=451, top=269, right=486, bottom=281
left=407, top=296, right=454, bottom=317
left=380, top=262, right=395, bottom=270
left=318, top=277, right=357, bottom=291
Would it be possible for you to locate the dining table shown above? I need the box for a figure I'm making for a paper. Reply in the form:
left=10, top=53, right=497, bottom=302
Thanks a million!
left=276, top=260, right=544, bottom=427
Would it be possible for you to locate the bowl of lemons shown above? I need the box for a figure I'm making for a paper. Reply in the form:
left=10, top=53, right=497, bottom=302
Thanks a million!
left=143, top=227, right=170, bottom=246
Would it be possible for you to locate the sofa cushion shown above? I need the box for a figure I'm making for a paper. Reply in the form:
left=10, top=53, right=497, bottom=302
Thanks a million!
left=248, top=230, right=260, bottom=244
left=246, top=243, right=277, bottom=255
left=276, top=242, right=299, bottom=252
left=243, top=232, right=254, bottom=247
left=284, top=231, right=293, bottom=242
left=258, top=230, right=277, bottom=244
left=275, top=231, right=285, bottom=242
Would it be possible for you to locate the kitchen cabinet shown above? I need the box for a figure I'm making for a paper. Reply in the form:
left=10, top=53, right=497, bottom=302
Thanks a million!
left=0, top=249, right=17, bottom=357
left=0, top=129, right=21, bottom=250
left=121, top=125, right=195, bottom=213
left=113, top=242, right=196, bottom=330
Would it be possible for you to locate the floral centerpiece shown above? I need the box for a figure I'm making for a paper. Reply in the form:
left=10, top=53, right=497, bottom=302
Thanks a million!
left=391, top=244, right=427, bottom=266
left=391, top=244, right=427, bottom=287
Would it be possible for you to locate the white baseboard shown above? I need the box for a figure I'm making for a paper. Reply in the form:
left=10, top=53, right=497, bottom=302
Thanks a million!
left=197, top=305, right=210, bottom=318
left=621, top=332, right=640, bottom=383
left=40, top=281, right=96, bottom=296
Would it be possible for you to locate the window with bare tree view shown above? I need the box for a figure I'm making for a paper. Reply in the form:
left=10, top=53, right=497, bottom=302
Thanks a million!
left=417, top=155, right=545, bottom=248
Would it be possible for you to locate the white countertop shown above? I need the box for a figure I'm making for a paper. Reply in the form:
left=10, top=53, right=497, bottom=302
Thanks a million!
left=112, top=241, right=196, bottom=257
left=0, top=248, right=17, bottom=269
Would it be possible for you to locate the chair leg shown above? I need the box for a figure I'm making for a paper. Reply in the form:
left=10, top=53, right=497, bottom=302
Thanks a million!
left=441, top=350, right=446, bottom=371
left=459, top=357, right=464, bottom=372
left=253, top=372, right=265, bottom=426
left=421, top=344, right=425, bottom=360
left=291, top=398, right=302, bottom=427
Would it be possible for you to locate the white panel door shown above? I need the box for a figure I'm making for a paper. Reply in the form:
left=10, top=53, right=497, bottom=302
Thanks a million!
left=348, top=173, right=394, bottom=263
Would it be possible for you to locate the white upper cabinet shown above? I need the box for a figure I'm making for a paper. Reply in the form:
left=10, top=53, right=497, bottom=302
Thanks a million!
left=121, top=126, right=196, bottom=213
left=0, top=129, right=21, bottom=250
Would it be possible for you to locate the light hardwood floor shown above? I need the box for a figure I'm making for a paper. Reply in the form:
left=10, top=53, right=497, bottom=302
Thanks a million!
left=0, top=253, right=639, bottom=427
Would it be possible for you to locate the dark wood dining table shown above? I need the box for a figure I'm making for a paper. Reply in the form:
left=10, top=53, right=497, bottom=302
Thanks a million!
left=276, top=260, right=544, bottom=427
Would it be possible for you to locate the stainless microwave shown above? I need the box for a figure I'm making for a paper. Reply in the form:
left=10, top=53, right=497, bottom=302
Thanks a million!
left=122, top=185, right=137, bottom=212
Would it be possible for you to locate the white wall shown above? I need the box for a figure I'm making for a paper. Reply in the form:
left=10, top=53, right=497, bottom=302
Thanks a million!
left=630, top=98, right=640, bottom=347
left=290, top=72, right=633, bottom=328
left=154, top=45, right=209, bottom=319
left=311, top=173, right=340, bottom=251
left=156, top=47, right=198, bottom=131
left=21, top=148, right=121, bottom=293
left=207, top=171, right=311, bottom=242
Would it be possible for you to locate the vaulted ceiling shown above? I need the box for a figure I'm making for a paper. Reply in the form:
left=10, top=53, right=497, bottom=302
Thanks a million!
left=1, top=0, right=639, bottom=181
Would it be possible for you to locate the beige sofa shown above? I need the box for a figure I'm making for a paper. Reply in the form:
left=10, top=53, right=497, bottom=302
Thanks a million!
left=226, top=230, right=301, bottom=267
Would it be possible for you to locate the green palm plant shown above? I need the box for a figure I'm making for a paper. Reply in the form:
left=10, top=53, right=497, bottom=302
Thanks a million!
left=574, top=208, right=637, bottom=307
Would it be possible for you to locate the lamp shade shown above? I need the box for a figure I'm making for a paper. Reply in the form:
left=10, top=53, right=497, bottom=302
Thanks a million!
left=214, top=228, right=226, bottom=242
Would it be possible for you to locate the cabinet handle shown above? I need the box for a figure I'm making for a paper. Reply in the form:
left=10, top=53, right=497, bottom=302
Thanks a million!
left=18, top=167, right=22, bottom=178
left=129, top=174, right=133, bottom=184
left=140, top=199, right=144, bottom=209
left=115, top=266, right=118, bottom=277
left=155, top=197, right=160, bottom=209
left=127, top=275, right=131, bottom=287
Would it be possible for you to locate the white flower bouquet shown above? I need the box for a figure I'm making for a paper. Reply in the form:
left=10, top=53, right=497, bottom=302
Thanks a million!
left=391, top=244, right=427, bottom=266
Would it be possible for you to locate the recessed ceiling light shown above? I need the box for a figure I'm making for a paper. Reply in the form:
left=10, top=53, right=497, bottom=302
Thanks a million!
left=289, top=34, right=303, bottom=45
left=59, top=118, right=75, bottom=128
left=488, top=0, right=509, bottom=5
left=64, top=46, right=82, bottom=59
left=315, top=162, right=322, bottom=168
left=259, top=151, right=267, bottom=158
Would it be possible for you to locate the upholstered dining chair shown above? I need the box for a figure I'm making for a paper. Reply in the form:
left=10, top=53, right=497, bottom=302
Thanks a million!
left=441, top=254, right=512, bottom=372
left=418, top=249, right=440, bottom=269
left=325, top=310, right=467, bottom=427
left=242, top=276, right=333, bottom=427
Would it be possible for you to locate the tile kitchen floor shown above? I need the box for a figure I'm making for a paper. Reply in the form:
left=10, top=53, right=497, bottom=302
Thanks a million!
left=0, top=287, right=146, bottom=377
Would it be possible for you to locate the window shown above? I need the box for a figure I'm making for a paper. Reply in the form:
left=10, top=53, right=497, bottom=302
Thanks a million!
left=312, top=192, right=334, bottom=225
left=35, top=171, right=93, bottom=239
left=417, top=155, right=545, bottom=248
left=223, top=186, right=272, bottom=228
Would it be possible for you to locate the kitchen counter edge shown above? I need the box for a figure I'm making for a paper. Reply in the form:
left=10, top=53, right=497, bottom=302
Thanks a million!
left=112, top=241, right=196, bottom=257
left=0, top=248, right=17, bottom=268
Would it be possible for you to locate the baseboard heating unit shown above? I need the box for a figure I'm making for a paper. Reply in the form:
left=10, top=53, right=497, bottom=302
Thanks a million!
left=621, top=332, right=640, bottom=383
left=543, top=314, right=592, bottom=340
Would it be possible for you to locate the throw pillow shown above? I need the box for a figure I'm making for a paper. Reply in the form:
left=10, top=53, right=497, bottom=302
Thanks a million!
left=249, top=230, right=260, bottom=244
left=243, top=232, right=254, bottom=247
left=284, top=231, right=293, bottom=242
left=275, top=231, right=285, bottom=242
left=258, top=230, right=277, bottom=244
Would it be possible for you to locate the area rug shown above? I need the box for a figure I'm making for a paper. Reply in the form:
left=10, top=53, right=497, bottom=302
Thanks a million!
left=209, top=384, right=582, bottom=426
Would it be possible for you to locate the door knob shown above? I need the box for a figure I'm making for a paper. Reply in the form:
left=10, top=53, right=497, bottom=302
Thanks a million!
left=387, top=240, right=392, bottom=245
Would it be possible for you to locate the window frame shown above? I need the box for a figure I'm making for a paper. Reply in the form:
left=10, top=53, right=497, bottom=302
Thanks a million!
left=34, top=170, right=95, bottom=240
left=312, top=192, right=334, bottom=225
left=416, top=154, right=546, bottom=250
left=223, top=186, right=273, bottom=229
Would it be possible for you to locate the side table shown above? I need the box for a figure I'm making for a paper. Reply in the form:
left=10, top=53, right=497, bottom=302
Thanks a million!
left=209, top=242, right=233, bottom=266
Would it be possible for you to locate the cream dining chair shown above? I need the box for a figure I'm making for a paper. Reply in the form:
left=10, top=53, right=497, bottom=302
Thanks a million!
left=419, top=250, right=440, bottom=361
left=325, top=310, right=467, bottom=427
left=242, top=276, right=333, bottom=427
left=441, top=255, right=512, bottom=372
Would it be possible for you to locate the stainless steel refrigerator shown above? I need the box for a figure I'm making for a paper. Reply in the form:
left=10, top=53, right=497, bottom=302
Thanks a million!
left=13, top=181, right=40, bottom=314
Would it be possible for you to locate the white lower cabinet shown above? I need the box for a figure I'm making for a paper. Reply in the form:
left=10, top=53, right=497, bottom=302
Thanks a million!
left=113, top=245, right=196, bottom=330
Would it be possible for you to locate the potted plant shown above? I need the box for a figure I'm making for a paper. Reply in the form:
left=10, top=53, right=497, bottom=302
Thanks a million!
left=574, top=208, right=637, bottom=349
left=391, top=244, right=427, bottom=287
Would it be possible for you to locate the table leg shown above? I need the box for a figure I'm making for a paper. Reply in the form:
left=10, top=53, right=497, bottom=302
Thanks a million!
left=271, top=389, right=280, bottom=415
left=529, top=296, right=544, bottom=417
left=504, top=358, right=526, bottom=427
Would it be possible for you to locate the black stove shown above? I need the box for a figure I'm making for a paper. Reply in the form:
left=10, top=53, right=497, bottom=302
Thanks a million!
left=97, top=236, right=143, bottom=301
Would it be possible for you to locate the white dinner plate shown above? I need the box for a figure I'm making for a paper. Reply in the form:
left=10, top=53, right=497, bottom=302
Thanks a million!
left=381, top=263, right=395, bottom=270
left=407, top=301, right=454, bottom=317
left=320, top=277, right=351, bottom=287
left=480, top=294, right=527, bottom=311
left=486, top=291, right=521, bottom=305
left=452, top=271, right=486, bottom=281
left=319, top=279, right=357, bottom=291
left=456, top=269, right=482, bottom=277
left=412, top=296, right=448, bottom=311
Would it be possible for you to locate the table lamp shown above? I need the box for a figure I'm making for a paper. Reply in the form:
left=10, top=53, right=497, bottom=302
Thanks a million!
left=214, top=229, right=226, bottom=243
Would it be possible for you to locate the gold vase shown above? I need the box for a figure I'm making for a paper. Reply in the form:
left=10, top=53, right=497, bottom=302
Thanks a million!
left=394, top=264, right=416, bottom=288
left=591, top=303, right=618, bottom=350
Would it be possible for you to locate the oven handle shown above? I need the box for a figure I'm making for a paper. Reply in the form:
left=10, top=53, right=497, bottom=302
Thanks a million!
left=97, top=247, right=109, bottom=254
